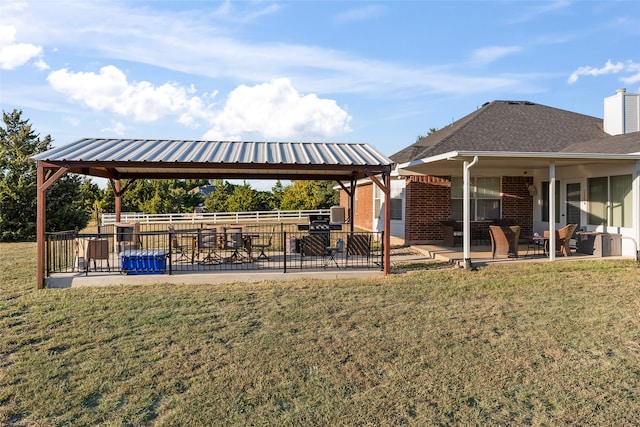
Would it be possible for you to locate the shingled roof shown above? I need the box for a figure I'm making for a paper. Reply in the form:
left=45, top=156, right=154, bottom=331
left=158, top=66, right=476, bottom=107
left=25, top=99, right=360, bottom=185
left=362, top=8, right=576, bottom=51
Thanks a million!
left=390, top=100, right=606, bottom=164
left=561, top=130, right=640, bottom=154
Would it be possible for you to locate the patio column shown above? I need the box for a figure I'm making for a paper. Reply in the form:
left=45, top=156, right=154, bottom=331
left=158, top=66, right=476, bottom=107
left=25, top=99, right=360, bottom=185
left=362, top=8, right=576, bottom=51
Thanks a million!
left=463, top=156, right=478, bottom=269
left=634, top=160, right=640, bottom=260
left=548, top=162, right=556, bottom=261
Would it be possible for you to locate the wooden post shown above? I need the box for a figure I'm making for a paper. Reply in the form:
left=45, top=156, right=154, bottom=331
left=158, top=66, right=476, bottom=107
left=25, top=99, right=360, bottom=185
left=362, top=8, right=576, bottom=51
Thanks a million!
left=115, top=179, right=122, bottom=223
left=36, top=162, right=46, bottom=289
left=383, top=172, right=391, bottom=276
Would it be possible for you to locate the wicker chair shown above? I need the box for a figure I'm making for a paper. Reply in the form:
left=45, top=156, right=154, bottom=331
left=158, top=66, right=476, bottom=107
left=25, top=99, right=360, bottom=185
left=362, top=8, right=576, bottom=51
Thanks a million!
left=441, top=220, right=463, bottom=247
left=489, top=225, right=521, bottom=259
left=544, top=224, right=578, bottom=257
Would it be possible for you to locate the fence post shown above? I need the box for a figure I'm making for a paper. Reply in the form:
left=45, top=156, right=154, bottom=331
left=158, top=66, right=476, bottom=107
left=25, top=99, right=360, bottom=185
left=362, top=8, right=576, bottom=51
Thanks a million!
left=168, top=231, right=173, bottom=275
left=283, top=231, right=287, bottom=273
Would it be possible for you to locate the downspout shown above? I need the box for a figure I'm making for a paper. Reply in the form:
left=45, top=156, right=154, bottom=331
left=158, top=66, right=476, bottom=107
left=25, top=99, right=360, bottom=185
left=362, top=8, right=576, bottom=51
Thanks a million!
left=463, top=156, right=479, bottom=270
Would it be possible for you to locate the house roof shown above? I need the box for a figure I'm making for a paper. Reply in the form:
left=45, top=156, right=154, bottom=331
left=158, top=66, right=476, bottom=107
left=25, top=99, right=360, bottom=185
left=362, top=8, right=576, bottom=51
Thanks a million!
left=560, top=130, right=640, bottom=154
left=32, top=138, right=392, bottom=181
left=390, top=100, right=606, bottom=164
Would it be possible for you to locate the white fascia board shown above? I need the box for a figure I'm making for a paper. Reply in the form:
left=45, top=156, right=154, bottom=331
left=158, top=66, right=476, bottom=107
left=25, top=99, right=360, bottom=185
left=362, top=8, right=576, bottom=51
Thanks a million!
left=396, top=151, right=640, bottom=175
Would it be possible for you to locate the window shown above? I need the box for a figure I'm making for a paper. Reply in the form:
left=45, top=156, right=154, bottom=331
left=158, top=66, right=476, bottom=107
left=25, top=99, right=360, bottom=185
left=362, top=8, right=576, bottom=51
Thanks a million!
left=610, top=174, right=632, bottom=227
left=589, top=174, right=633, bottom=227
left=541, top=181, right=560, bottom=223
left=588, top=177, right=608, bottom=226
left=451, top=177, right=501, bottom=221
left=374, top=184, right=403, bottom=220
left=354, top=186, right=359, bottom=215
left=374, top=186, right=382, bottom=219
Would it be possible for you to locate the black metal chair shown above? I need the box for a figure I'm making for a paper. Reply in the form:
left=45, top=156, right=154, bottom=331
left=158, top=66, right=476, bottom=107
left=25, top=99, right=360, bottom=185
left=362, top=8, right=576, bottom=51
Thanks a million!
left=198, top=227, right=220, bottom=264
left=253, top=227, right=274, bottom=261
left=223, top=227, right=244, bottom=262
left=168, top=226, right=191, bottom=263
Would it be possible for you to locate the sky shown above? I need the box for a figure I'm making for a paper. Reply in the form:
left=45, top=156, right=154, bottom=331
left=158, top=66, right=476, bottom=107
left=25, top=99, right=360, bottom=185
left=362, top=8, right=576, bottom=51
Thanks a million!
left=1, top=0, right=640, bottom=190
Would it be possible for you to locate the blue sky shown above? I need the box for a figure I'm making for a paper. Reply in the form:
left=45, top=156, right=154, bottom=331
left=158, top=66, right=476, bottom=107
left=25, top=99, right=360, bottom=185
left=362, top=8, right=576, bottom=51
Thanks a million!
left=2, top=0, right=640, bottom=169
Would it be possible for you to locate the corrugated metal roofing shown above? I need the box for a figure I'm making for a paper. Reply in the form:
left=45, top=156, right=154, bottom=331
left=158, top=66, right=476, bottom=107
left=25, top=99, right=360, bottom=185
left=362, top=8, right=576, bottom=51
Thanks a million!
left=33, top=138, right=391, bottom=167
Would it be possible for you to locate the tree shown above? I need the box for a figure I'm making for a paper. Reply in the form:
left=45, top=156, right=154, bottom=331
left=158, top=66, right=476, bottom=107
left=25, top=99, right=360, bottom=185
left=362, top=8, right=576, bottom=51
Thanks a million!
left=204, top=179, right=232, bottom=213
left=226, top=181, right=263, bottom=212
left=0, top=109, right=93, bottom=240
left=46, top=174, right=91, bottom=232
left=415, top=128, right=438, bottom=142
left=279, top=180, right=338, bottom=210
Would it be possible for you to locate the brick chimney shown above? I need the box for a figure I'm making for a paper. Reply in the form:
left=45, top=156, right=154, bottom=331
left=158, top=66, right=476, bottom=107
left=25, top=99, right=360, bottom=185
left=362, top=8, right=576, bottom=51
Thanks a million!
left=604, top=88, right=640, bottom=135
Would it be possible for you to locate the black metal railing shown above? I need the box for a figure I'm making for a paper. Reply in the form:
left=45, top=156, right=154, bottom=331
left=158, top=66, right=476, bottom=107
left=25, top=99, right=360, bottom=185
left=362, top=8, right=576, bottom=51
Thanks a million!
left=45, top=224, right=383, bottom=277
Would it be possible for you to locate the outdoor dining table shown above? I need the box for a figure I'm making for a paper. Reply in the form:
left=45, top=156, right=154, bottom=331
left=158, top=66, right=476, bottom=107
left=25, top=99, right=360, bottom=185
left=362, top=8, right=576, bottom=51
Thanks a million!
left=527, top=235, right=549, bottom=257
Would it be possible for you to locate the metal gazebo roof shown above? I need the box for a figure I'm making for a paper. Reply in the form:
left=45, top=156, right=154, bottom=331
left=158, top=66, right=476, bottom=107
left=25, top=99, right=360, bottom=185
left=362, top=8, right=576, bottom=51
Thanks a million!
left=32, top=138, right=393, bottom=180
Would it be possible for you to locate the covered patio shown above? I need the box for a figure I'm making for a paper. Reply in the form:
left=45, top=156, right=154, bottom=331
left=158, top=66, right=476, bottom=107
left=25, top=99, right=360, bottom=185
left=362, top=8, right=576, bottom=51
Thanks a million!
left=33, top=139, right=393, bottom=289
left=398, top=150, right=640, bottom=268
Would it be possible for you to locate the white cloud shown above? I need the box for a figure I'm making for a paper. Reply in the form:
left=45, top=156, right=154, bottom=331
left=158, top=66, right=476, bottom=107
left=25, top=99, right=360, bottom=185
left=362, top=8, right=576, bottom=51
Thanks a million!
left=0, top=25, right=46, bottom=70
left=46, top=65, right=351, bottom=140
left=472, top=46, right=522, bottom=64
left=2, top=1, right=524, bottom=98
left=47, top=65, right=214, bottom=122
left=509, top=0, right=571, bottom=24
left=203, top=78, right=352, bottom=140
left=568, top=59, right=640, bottom=84
left=334, top=5, right=385, bottom=23
left=101, top=121, right=128, bottom=136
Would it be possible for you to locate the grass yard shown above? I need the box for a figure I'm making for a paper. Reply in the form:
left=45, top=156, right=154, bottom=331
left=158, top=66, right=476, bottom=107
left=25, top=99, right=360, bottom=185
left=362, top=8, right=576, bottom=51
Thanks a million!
left=1, top=242, right=640, bottom=426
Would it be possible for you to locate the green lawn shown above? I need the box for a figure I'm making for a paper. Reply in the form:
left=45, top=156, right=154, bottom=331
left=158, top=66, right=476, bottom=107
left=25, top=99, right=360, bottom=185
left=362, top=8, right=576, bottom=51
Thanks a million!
left=2, top=242, right=640, bottom=426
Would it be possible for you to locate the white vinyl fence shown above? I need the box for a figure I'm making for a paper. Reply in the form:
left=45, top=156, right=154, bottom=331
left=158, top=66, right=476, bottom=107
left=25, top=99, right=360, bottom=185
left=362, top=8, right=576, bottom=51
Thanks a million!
left=101, top=209, right=331, bottom=225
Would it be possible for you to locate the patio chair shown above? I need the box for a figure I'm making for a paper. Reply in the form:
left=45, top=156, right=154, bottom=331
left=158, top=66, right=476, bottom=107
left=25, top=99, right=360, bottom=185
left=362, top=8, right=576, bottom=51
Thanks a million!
left=85, top=237, right=110, bottom=273
left=441, top=220, right=463, bottom=247
left=346, top=234, right=372, bottom=262
left=253, top=227, right=274, bottom=260
left=223, top=227, right=244, bottom=262
left=198, top=227, right=220, bottom=264
left=301, top=234, right=327, bottom=257
left=489, top=225, right=521, bottom=259
left=168, top=226, right=191, bottom=263
left=544, top=223, right=578, bottom=257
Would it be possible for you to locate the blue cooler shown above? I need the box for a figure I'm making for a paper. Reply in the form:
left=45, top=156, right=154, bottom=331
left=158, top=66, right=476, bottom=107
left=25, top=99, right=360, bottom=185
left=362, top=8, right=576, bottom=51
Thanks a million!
left=120, top=250, right=167, bottom=274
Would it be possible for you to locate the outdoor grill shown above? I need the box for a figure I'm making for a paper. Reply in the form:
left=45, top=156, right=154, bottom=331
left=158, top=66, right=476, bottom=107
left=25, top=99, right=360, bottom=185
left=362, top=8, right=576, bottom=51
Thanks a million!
left=297, top=214, right=341, bottom=246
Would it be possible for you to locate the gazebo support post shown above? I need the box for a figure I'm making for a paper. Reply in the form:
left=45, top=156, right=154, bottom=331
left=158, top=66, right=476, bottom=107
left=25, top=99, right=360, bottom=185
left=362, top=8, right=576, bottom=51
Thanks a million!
left=36, top=162, right=69, bottom=289
left=365, top=170, right=391, bottom=275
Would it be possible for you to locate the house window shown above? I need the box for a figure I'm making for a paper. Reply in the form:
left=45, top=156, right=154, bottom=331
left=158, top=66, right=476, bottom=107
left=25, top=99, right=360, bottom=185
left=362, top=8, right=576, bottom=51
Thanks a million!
left=354, top=186, right=359, bottom=215
left=374, top=186, right=382, bottom=219
left=374, top=184, right=403, bottom=220
left=451, top=177, right=501, bottom=221
left=541, top=181, right=560, bottom=223
left=610, top=174, right=632, bottom=228
left=588, top=177, right=608, bottom=226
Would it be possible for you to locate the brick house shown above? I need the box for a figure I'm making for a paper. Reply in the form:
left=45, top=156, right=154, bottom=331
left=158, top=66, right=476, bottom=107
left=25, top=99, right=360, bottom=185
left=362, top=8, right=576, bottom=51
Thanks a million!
left=341, top=89, right=640, bottom=258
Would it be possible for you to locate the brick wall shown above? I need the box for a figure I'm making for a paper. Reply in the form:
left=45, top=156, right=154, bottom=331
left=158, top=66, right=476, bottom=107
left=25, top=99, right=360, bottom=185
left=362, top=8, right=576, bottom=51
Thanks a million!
left=404, top=175, right=534, bottom=243
left=339, top=182, right=374, bottom=231
left=405, top=175, right=451, bottom=243
left=501, top=176, right=534, bottom=237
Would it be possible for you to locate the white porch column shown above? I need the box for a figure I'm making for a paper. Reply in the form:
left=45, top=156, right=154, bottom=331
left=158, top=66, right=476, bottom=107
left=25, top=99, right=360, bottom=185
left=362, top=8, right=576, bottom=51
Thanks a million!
left=549, top=162, right=556, bottom=261
left=463, top=157, right=478, bottom=268
left=634, top=160, right=640, bottom=260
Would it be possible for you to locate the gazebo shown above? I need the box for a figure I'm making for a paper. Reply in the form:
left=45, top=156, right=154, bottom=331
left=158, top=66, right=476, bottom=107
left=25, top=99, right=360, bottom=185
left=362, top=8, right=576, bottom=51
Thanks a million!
left=32, top=138, right=393, bottom=289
